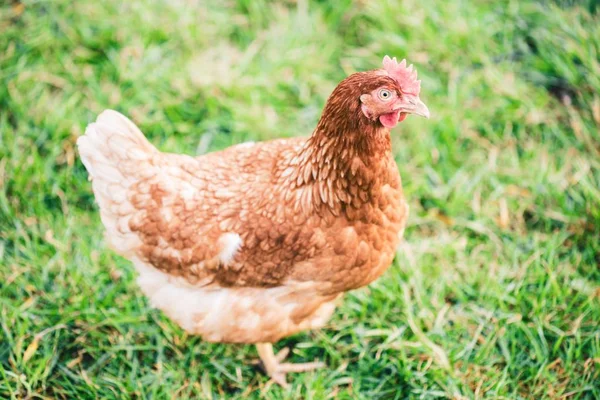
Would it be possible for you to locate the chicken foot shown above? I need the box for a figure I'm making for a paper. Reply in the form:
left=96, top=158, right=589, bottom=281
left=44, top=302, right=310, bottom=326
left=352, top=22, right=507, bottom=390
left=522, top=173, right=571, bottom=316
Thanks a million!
left=255, top=343, right=324, bottom=388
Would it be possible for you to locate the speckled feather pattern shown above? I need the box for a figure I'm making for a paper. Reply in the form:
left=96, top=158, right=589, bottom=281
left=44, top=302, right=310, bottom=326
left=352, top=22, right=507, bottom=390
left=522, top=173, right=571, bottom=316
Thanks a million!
left=78, top=69, right=410, bottom=343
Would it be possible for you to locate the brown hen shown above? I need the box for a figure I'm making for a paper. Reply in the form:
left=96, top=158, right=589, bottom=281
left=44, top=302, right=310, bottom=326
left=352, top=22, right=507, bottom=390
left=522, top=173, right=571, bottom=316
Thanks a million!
left=77, top=55, right=429, bottom=387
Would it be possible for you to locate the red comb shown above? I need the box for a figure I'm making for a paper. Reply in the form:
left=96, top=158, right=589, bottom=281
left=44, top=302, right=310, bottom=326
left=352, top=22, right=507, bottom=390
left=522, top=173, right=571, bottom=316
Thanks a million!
left=382, top=55, right=421, bottom=95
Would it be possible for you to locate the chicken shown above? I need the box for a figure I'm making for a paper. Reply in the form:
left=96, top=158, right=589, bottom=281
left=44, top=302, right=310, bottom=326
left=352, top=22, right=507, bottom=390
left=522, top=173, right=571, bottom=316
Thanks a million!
left=77, top=55, right=429, bottom=387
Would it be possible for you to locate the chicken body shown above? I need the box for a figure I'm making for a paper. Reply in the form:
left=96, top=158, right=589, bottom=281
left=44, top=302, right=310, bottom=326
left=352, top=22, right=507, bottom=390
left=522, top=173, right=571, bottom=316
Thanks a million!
left=78, top=56, right=428, bottom=385
left=79, top=111, right=407, bottom=343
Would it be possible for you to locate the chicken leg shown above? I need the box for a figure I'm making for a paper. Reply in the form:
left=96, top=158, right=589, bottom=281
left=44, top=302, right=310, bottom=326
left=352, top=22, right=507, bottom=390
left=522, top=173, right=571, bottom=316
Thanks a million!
left=255, top=343, right=324, bottom=388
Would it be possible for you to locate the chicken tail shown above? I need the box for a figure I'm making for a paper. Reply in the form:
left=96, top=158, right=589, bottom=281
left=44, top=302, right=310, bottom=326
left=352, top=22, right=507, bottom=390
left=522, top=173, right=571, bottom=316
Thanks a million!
left=77, top=110, right=157, bottom=255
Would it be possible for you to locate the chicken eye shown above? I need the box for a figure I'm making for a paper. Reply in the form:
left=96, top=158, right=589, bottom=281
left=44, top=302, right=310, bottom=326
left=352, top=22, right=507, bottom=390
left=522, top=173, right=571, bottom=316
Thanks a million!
left=378, top=89, right=393, bottom=101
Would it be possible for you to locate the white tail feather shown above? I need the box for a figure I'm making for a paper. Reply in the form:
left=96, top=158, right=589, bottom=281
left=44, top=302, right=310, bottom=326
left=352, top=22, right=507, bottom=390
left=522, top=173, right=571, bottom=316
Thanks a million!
left=77, top=110, right=157, bottom=255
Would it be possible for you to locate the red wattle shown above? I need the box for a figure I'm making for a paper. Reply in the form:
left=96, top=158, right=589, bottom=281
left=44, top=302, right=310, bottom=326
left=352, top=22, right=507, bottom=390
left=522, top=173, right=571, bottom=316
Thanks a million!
left=379, top=110, right=401, bottom=128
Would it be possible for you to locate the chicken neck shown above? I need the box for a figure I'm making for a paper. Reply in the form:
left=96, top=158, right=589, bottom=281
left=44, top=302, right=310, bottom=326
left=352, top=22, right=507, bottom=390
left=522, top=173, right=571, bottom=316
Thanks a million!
left=283, top=107, right=395, bottom=214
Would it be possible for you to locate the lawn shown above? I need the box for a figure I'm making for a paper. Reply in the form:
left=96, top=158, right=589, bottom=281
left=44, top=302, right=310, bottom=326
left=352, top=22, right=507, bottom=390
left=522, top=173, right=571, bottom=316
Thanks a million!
left=1, top=0, right=599, bottom=398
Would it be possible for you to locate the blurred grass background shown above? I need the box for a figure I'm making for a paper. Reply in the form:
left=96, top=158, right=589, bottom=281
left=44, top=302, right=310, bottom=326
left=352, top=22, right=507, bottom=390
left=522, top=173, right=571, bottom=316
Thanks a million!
left=1, top=0, right=599, bottom=398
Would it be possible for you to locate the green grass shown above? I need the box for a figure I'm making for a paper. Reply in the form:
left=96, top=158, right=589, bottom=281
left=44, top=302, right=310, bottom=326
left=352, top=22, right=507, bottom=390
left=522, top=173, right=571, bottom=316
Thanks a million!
left=1, top=0, right=599, bottom=398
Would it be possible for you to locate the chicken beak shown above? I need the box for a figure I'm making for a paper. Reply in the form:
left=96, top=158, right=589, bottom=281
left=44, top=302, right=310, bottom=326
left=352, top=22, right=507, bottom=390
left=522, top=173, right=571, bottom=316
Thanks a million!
left=394, top=95, right=430, bottom=119
left=403, top=96, right=430, bottom=119
left=411, top=98, right=430, bottom=119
